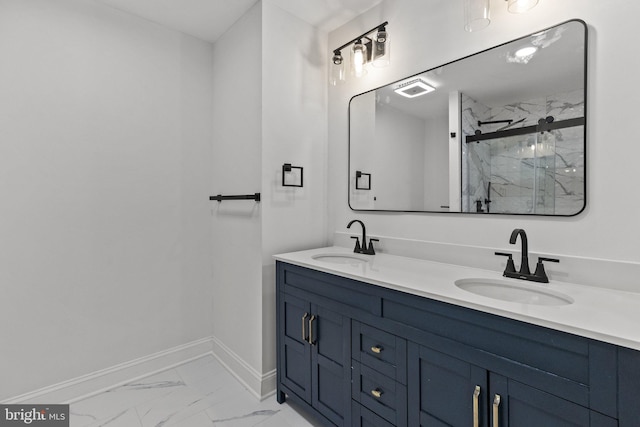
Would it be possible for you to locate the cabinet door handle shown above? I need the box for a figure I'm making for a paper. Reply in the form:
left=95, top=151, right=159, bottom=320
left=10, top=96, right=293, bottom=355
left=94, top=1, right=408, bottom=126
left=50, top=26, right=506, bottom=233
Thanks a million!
left=492, top=394, right=501, bottom=427
left=473, top=385, right=481, bottom=427
left=301, top=313, right=308, bottom=342
left=308, top=315, right=316, bottom=345
left=371, top=345, right=383, bottom=354
left=371, top=388, right=383, bottom=398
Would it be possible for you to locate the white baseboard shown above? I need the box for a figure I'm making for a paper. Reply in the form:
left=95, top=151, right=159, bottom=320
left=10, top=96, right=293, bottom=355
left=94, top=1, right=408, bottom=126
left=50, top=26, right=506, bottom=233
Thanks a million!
left=210, top=336, right=276, bottom=400
left=3, top=336, right=277, bottom=405
left=2, top=337, right=214, bottom=405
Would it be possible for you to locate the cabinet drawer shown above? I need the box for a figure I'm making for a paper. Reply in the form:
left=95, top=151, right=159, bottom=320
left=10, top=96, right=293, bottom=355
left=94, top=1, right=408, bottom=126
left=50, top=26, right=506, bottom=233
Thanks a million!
left=352, top=361, right=407, bottom=426
left=352, top=401, right=395, bottom=427
left=352, top=321, right=407, bottom=384
left=280, top=263, right=382, bottom=316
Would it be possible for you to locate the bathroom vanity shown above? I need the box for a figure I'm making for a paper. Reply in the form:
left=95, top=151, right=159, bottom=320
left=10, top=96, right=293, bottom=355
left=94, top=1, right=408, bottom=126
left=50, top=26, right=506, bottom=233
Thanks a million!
left=275, top=247, right=640, bottom=427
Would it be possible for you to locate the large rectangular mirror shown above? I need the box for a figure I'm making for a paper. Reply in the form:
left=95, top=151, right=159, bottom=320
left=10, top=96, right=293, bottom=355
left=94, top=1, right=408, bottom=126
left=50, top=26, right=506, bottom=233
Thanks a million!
left=349, top=20, right=587, bottom=215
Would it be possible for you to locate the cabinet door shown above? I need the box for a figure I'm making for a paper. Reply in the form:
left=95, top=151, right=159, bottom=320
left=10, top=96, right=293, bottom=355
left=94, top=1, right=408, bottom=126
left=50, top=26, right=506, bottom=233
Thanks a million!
left=489, top=373, right=615, bottom=427
left=278, top=292, right=312, bottom=403
left=408, top=343, right=488, bottom=427
left=311, top=303, right=351, bottom=427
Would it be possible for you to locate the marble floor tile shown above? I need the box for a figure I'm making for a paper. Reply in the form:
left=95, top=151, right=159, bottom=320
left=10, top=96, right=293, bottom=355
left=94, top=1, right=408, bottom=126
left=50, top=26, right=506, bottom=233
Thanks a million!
left=204, top=390, right=282, bottom=426
left=69, top=355, right=322, bottom=427
left=70, top=370, right=186, bottom=427
left=166, top=410, right=215, bottom=427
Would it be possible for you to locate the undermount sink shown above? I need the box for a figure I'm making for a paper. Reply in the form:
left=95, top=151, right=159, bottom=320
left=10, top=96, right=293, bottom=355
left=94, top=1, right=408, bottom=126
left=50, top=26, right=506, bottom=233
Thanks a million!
left=455, top=278, right=573, bottom=306
left=311, top=253, right=369, bottom=265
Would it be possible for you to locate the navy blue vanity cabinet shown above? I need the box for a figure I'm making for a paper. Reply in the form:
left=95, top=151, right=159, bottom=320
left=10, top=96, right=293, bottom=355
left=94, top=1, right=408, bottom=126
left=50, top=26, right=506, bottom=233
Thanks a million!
left=391, top=294, right=620, bottom=426
left=488, top=373, right=618, bottom=427
left=408, top=341, right=618, bottom=426
left=278, top=292, right=312, bottom=402
left=276, top=261, right=634, bottom=427
left=276, top=264, right=355, bottom=427
left=277, top=291, right=351, bottom=426
left=408, top=344, right=488, bottom=426
left=618, top=347, right=640, bottom=426
left=352, top=321, right=408, bottom=426
left=352, top=401, right=397, bottom=427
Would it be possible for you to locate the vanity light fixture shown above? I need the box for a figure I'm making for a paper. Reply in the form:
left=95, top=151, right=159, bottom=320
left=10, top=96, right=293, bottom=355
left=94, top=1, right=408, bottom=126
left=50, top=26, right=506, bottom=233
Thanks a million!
left=464, top=0, right=490, bottom=32
left=330, top=51, right=346, bottom=86
left=371, top=26, right=390, bottom=67
left=506, top=0, right=540, bottom=13
left=394, top=77, right=435, bottom=98
left=464, top=0, right=539, bottom=32
left=351, top=40, right=367, bottom=77
left=331, top=21, right=389, bottom=84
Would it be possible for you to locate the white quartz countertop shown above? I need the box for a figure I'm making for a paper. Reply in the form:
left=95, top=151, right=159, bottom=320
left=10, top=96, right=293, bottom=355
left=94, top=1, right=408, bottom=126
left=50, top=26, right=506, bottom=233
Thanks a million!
left=274, top=246, right=640, bottom=351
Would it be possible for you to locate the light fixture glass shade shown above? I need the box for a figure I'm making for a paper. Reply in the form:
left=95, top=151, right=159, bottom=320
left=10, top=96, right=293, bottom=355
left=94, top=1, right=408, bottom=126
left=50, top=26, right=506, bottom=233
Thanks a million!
left=464, top=0, right=490, bottom=32
left=507, top=0, right=539, bottom=13
left=330, top=52, right=346, bottom=86
left=371, top=29, right=390, bottom=68
left=351, top=40, right=367, bottom=78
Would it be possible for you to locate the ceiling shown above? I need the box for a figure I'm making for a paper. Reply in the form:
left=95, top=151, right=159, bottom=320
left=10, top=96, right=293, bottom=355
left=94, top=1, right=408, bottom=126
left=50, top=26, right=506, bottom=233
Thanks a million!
left=94, top=0, right=385, bottom=43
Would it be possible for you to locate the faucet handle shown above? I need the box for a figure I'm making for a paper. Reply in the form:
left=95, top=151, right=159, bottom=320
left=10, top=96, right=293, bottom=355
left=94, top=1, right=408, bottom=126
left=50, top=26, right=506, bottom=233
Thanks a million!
left=495, top=252, right=516, bottom=274
left=533, top=257, right=559, bottom=283
left=351, top=236, right=362, bottom=253
left=367, top=238, right=379, bottom=255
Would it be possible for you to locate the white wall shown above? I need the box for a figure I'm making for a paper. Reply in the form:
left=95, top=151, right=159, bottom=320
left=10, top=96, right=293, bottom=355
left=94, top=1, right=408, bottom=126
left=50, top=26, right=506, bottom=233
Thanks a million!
left=261, top=0, right=328, bottom=379
left=329, top=1, right=640, bottom=265
left=374, top=106, right=425, bottom=210
left=210, top=1, right=264, bottom=388
left=0, top=0, right=214, bottom=400
left=349, top=92, right=376, bottom=209
left=423, top=114, right=449, bottom=211
left=210, top=0, right=328, bottom=396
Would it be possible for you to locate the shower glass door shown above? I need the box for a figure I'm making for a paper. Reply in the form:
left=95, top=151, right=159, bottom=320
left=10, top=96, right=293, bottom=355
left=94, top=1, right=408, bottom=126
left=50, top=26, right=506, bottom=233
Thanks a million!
left=464, top=123, right=584, bottom=215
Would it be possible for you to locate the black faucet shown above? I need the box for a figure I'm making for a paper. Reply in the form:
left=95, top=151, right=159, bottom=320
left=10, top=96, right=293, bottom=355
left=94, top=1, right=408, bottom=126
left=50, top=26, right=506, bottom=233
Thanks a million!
left=510, top=228, right=530, bottom=275
left=347, top=220, right=378, bottom=255
left=495, top=228, right=559, bottom=283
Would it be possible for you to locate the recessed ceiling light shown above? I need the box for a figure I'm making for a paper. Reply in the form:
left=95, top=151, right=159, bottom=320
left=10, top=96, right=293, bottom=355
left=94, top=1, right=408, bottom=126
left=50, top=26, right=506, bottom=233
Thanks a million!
left=394, top=77, right=435, bottom=98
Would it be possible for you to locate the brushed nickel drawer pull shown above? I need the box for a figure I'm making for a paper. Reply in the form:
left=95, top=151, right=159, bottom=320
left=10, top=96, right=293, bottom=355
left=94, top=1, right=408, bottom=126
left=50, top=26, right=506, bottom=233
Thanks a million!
left=371, top=345, right=383, bottom=354
left=308, top=315, right=316, bottom=345
left=301, top=313, right=308, bottom=342
left=371, top=388, right=383, bottom=398
left=473, top=385, right=481, bottom=427
left=493, top=394, right=501, bottom=427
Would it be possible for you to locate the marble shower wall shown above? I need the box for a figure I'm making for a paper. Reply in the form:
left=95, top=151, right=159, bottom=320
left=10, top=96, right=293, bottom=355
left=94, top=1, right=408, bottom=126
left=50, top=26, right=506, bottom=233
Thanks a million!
left=461, top=94, right=491, bottom=213
left=461, top=89, right=584, bottom=215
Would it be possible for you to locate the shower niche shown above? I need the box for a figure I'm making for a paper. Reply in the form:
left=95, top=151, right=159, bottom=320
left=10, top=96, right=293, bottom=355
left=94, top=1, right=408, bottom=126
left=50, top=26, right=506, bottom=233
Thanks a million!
left=348, top=19, right=587, bottom=216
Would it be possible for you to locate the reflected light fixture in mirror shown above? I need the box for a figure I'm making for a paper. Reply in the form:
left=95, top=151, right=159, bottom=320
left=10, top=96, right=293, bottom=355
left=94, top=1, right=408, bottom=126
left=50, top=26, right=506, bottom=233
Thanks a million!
left=464, top=0, right=490, bottom=32
left=515, top=46, right=538, bottom=57
left=506, top=0, right=540, bottom=13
